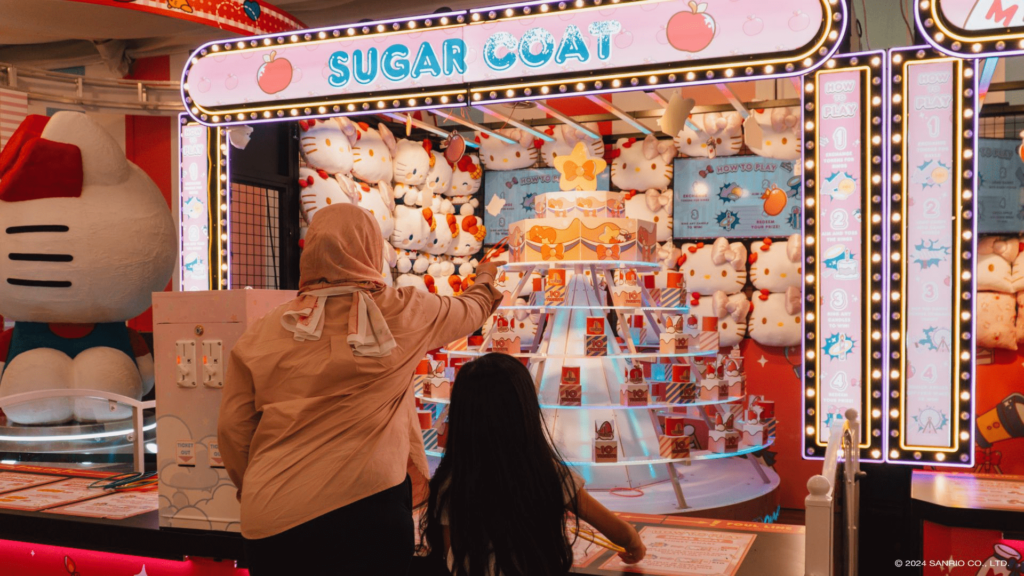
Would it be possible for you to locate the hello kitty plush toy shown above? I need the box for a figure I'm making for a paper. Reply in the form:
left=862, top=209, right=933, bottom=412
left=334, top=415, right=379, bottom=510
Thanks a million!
left=678, top=238, right=748, bottom=296
left=426, top=213, right=459, bottom=256
left=395, top=248, right=431, bottom=276
left=476, top=129, right=538, bottom=170
left=748, top=286, right=802, bottom=347
left=352, top=122, right=397, bottom=184
left=355, top=180, right=395, bottom=240
left=623, top=189, right=673, bottom=242
left=674, top=111, right=744, bottom=158
left=978, top=236, right=1018, bottom=293
left=395, top=272, right=428, bottom=292
left=299, top=117, right=359, bottom=175
left=447, top=154, right=482, bottom=216
left=609, top=134, right=675, bottom=191
left=539, top=123, right=604, bottom=168
left=298, top=167, right=356, bottom=224
left=745, top=107, right=802, bottom=161
left=448, top=215, right=486, bottom=276
left=393, top=138, right=432, bottom=206
left=391, top=204, right=435, bottom=251
left=688, top=291, right=750, bottom=348
left=424, top=150, right=456, bottom=215
left=0, top=112, right=175, bottom=424
left=750, top=235, right=802, bottom=292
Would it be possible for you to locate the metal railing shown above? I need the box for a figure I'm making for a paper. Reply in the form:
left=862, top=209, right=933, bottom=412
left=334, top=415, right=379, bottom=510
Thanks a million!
left=805, top=408, right=862, bottom=576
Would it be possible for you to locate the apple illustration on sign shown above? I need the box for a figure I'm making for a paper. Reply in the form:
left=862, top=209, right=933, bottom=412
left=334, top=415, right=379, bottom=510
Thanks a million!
left=257, top=51, right=293, bottom=95
left=667, top=1, right=716, bottom=53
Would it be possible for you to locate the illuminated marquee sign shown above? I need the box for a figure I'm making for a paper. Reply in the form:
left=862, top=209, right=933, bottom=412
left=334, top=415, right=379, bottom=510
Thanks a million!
left=182, top=0, right=848, bottom=126
left=177, top=116, right=230, bottom=290
left=917, top=0, right=1024, bottom=58
left=887, top=46, right=976, bottom=466
left=802, top=52, right=886, bottom=462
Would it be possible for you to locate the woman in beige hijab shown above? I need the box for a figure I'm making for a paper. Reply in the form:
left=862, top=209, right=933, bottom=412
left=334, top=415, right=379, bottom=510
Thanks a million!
left=218, top=203, right=501, bottom=575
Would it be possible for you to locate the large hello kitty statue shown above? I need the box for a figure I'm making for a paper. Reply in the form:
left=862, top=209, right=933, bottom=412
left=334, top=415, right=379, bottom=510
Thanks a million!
left=0, top=112, right=175, bottom=424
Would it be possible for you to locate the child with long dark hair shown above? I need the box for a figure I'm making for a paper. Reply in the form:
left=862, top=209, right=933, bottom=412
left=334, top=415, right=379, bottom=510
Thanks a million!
left=421, top=353, right=646, bottom=576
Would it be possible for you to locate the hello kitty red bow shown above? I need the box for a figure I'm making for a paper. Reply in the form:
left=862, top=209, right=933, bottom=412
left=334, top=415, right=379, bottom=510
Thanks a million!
left=0, top=115, right=83, bottom=202
left=644, top=189, right=672, bottom=212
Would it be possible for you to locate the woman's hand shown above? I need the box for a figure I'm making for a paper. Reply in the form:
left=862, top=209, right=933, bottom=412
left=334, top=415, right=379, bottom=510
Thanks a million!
left=475, top=262, right=499, bottom=282
left=617, top=526, right=646, bottom=564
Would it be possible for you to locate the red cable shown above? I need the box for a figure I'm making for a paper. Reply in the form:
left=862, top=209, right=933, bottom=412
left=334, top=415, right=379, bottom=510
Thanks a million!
left=609, top=487, right=645, bottom=498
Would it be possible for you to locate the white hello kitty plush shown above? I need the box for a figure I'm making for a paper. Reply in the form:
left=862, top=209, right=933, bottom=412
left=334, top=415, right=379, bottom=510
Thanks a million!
left=978, top=292, right=1017, bottom=350
left=393, top=138, right=432, bottom=206
left=355, top=180, right=395, bottom=240
left=298, top=167, right=356, bottom=225
left=678, top=238, right=748, bottom=296
left=688, top=291, right=750, bottom=348
left=380, top=243, right=396, bottom=287
left=476, top=129, right=538, bottom=170
left=539, top=123, right=604, bottom=168
left=448, top=154, right=482, bottom=216
left=749, top=286, right=802, bottom=347
left=623, top=189, right=673, bottom=242
left=424, top=151, right=455, bottom=215
left=299, top=117, right=359, bottom=175
left=978, top=236, right=1018, bottom=293
left=674, top=111, right=744, bottom=158
left=395, top=248, right=430, bottom=276
left=426, top=213, right=459, bottom=256
left=610, top=134, right=676, bottom=191
left=745, top=107, right=802, bottom=161
left=0, top=112, right=175, bottom=424
left=396, top=272, right=428, bottom=292
left=1011, top=239, right=1024, bottom=292
left=448, top=215, right=486, bottom=276
left=352, top=122, right=397, bottom=184
left=391, top=204, right=435, bottom=252
left=750, top=235, right=802, bottom=292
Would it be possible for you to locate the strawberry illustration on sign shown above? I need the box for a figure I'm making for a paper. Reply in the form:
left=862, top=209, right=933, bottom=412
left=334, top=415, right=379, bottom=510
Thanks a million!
left=667, top=2, right=716, bottom=53
left=257, top=51, right=293, bottom=95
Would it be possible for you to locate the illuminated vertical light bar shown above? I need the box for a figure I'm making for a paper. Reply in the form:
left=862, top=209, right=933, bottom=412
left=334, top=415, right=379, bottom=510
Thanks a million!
left=178, top=115, right=213, bottom=291
left=802, top=52, right=887, bottom=461
left=886, top=46, right=976, bottom=466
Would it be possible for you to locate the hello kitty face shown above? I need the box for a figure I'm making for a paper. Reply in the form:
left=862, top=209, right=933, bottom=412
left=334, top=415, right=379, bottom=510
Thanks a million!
left=448, top=215, right=486, bottom=257
left=979, top=236, right=1018, bottom=293
left=476, top=129, right=538, bottom=170
left=678, top=238, right=748, bottom=295
left=539, top=123, right=604, bottom=168
left=978, top=292, right=1016, bottom=350
left=689, top=291, right=750, bottom=348
left=746, top=107, right=801, bottom=161
left=299, top=117, right=358, bottom=175
left=610, top=134, right=675, bottom=191
left=748, top=287, right=802, bottom=348
left=298, top=167, right=354, bottom=224
left=426, top=214, right=459, bottom=256
left=624, top=189, right=673, bottom=242
left=674, top=112, right=743, bottom=158
left=391, top=204, right=434, bottom=251
left=394, top=139, right=432, bottom=186
left=750, top=235, right=802, bottom=292
left=356, top=180, right=395, bottom=239
left=424, top=151, right=453, bottom=197
left=449, top=154, right=482, bottom=197
left=352, top=122, right=397, bottom=184
left=0, top=111, right=175, bottom=323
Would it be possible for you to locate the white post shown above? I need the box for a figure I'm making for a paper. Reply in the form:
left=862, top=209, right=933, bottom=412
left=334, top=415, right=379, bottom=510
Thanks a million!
left=804, top=475, right=834, bottom=576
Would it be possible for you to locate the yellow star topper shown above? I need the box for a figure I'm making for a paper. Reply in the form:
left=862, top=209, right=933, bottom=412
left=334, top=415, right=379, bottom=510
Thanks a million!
left=553, top=141, right=607, bottom=192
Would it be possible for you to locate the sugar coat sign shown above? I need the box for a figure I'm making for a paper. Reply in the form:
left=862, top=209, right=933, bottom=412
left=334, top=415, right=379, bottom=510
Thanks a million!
left=182, top=0, right=847, bottom=125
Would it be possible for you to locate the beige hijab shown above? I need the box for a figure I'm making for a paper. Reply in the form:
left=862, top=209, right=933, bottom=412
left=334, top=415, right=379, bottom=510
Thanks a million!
left=281, top=204, right=395, bottom=356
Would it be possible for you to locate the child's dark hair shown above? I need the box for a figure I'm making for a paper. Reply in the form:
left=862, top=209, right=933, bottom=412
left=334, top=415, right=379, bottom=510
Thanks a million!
left=422, top=353, right=579, bottom=576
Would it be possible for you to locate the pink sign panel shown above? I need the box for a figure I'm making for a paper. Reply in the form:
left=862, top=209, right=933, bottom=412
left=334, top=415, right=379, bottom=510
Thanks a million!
left=815, top=69, right=865, bottom=444
left=939, top=0, right=1024, bottom=31
left=904, top=60, right=956, bottom=450
left=179, top=121, right=210, bottom=292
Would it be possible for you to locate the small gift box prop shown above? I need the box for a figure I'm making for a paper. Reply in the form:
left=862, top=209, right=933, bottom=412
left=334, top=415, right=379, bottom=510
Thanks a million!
left=699, top=316, right=720, bottom=352
left=722, top=350, right=745, bottom=396
left=611, top=271, right=642, bottom=307
left=546, top=269, right=567, bottom=305
left=585, top=317, right=607, bottom=356
left=755, top=400, right=775, bottom=421
left=535, top=191, right=627, bottom=219
left=620, top=383, right=649, bottom=406
left=708, top=414, right=740, bottom=454
left=491, top=315, right=522, bottom=355
left=469, top=335, right=484, bottom=348
left=509, top=216, right=656, bottom=263
left=664, top=416, right=688, bottom=437
left=432, top=352, right=449, bottom=366
left=627, top=315, right=646, bottom=346
left=661, top=272, right=684, bottom=308
left=641, top=360, right=670, bottom=382
left=698, top=363, right=728, bottom=402
left=432, top=406, right=450, bottom=449
left=659, top=435, right=691, bottom=459
left=672, top=364, right=693, bottom=384
left=561, top=367, right=581, bottom=385
left=642, top=275, right=661, bottom=309
left=417, top=409, right=433, bottom=430
left=649, top=381, right=666, bottom=402
left=559, top=384, right=583, bottom=406
left=450, top=357, right=469, bottom=374
left=422, top=428, right=439, bottom=451
left=423, top=362, right=454, bottom=399
left=739, top=412, right=766, bottom=447
left=664, top=381, right=682, bottom=404
left=594, top=419, right=619, bottom=463
left=660, top=315, right=685, bottom=354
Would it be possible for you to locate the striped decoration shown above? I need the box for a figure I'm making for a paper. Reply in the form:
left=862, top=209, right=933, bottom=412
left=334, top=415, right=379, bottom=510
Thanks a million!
left=422, top=429, right=439, bottom=451
left=413, top=374, right=427, bottom=396
left=664, top=381, right=682, bottom=404
left=661, top=288, right=682, bottom=308
left=0, top=90, right=28, bottom=151
left=763, top=418, right=777, bottom=440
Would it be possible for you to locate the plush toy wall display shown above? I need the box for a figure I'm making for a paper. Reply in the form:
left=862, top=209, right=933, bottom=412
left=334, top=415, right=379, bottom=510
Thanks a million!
left=355, top=180, right=395, bottom=240
left=744, top=107, right=801, bottom=161
left=689, top=291, right=750, bottom=348
left=978, top=236, right=1018, bottom=293
left=609, top=134, right=675, bottom=191
left=393, top=138, right=432, bottom=206
left=297, top=167, right=354, bottom=224
left=673, top=111, right=744, bottom=158
left=447, top=154, right=482, bottom=216
left=677, top=238, right=748, bottom=295
left=395, top=248, right=430, bottom=275
left=396, top=273, right=428, bottom=291
left=299, top=117, right=359, bottom=175
left=0, top=112, right=175, bottom=424
left=750, top=235, right=802, bottom=292
left=351, top=122, right=396, bottom=184
left=623, top=189, right=673, bottom=242
left=391, top=204, right=435, bottom=252
left=476, top=129, right=538, bottom=171
left=448, top=215, right=486, bottom=276
left=539, top=123, right=604, bottom=168
left=748, top=287, right=802, bottom=347
left=978, top=292, right=1017, bottom=350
